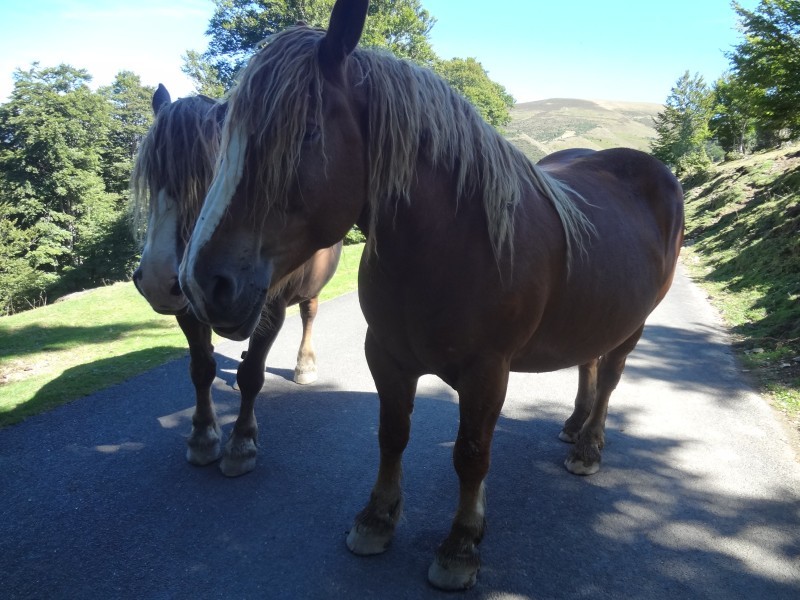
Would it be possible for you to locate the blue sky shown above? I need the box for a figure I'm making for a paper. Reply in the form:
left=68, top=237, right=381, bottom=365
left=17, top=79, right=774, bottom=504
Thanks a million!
left=0, top=0, right=758, bottom=105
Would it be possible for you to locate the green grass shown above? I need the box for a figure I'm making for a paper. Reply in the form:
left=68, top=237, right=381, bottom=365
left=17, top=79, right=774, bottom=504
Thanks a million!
left=0, top=243, right=364, bottom=427
left=682, top=147, right=800, bottom=429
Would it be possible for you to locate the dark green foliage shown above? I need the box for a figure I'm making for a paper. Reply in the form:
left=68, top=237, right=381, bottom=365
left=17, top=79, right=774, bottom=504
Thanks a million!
left=184, top=0, right=436, bottom=93
left=432, top=57, right=515, bottom=127
left=659, top=2, right=800, bottom=164
left=710, top=72, right=762, bottom=155
left=730, top=0, right=800, bottom=139
left=99, top=71, right=155, bottom=195
left=0, top=64, right=152, bottom=314
left=344, top=225, right=366, bottom=245
left=651, top=71, right=714, bottom=175
left=183, top=0, right=513, bottom=127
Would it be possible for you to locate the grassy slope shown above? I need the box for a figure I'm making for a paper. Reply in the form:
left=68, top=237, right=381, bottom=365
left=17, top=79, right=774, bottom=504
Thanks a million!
left=681, top=147, right=800, bottom=428
left=0, top=243, right=364, bottom=427
left=504, top=98, right=662, bottom=162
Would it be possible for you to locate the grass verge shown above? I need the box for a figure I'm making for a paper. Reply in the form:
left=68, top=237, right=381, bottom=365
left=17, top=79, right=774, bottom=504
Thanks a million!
left=682, top=147, right=800, bottom=431
left=0, top=243, right=364, bottom=427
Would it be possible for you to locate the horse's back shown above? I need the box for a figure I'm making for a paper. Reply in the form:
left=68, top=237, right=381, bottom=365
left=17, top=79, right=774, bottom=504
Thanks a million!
left=539, top=147, right=684, bottom=263
left=509, top=148, right=684, bottom=370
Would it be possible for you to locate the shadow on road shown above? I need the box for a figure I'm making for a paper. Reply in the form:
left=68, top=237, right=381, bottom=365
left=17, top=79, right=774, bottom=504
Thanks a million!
left=2, top=336, right=798, bottom=599
left=625, top=322, right=744, bottom=396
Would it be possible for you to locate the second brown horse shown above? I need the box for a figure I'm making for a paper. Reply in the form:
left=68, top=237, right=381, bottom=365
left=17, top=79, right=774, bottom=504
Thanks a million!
left=131, top=84, right=341, bottom=477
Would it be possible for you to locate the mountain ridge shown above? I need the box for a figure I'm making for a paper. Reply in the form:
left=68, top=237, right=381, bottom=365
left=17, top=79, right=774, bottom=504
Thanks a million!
left=505, top=98, right=662, bottom=162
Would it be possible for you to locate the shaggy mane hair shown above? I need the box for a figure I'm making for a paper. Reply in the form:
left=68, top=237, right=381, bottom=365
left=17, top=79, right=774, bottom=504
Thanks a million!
left=221, top=25, right=592, bottom=262
left=131, top=95, right=225, bottom=244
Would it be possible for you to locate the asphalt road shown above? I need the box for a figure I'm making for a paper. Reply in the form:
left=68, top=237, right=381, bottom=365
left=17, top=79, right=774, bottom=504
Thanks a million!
left=1, top=264, right=799, bottom=599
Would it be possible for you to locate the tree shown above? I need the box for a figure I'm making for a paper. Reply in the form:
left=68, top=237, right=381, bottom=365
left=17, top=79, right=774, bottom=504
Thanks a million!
left=184, top=0, right=436, bottom=94
left=0, top=63, right=137, bottom=312
left=183, top=0, right=513, bottom=125
left=651, top=71, right=715, bottom=175
left=433, top=57, right=515, bottom=127
left=0, top=202, right=54, bottom=313
left=729, top=0, right=800, bottom=139
left=98, top=71, right=154, bottom=195
left=709, top=72, right=762, bottom=155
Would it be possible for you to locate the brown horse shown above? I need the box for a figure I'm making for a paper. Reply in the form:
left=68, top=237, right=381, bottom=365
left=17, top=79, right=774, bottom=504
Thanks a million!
left=179, top=0, right=684, bottom=589
left=131, top=84, right=342, bottom=477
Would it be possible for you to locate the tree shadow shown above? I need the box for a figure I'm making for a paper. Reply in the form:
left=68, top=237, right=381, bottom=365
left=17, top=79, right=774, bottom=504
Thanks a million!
left=624, top=322, right=745, bottom=397
left=2, top=346, right=186, bottom=425
left=687, top=160, right=800, bottom=352
left=0, top=321, right=175, bottom=361
left=2, top=349, right=798, bottom=599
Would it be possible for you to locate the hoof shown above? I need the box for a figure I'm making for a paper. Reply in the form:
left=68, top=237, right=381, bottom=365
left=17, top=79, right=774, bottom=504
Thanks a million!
left=186, top=425, right=222, bottom=466
left=220, top=437, right=257, bottom=477
left=293, top=368, right=318, bottom=385
left=346, top=498, right=402, bottom=556
left=346, top=524, right=393, bottom=555
left=186, top=442, right=222, bottom=466
left=564, top=456, right=600, bottom=475
left=565, top=438, right=603, bottom=475
left=558, top=429, right=578, bottom=443
left=564, top=450, right=601, bottom=475
left=428, top=549, right=479, bottom=591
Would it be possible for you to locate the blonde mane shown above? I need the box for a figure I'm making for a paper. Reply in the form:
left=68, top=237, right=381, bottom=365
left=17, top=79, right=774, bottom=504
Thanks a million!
left=130, top=95, right=225, bottom=244
left=224, top=25, right=593, bottom=263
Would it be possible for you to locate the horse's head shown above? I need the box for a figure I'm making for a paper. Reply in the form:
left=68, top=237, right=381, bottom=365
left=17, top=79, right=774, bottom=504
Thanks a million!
left=131, top=85, right=224, bottom=315
left=179, top=0, right=370, bottom=340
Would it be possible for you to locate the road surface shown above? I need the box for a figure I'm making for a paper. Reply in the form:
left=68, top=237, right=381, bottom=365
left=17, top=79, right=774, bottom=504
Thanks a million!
left=1, top=264, right=799, bottom=599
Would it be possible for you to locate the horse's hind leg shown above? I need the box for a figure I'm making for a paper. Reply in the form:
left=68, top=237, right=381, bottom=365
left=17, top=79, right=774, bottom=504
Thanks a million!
left=220, top=300, right=286, bottom=477
left=428, top=358, right=509, bottom=591
left=559, top=359, right=599, bottom=443
left=176, top=313, right=221, bottom=466
left=565, top=325, right=645, bottom=475
left=294, top=297, right=319, bottom=385
left=347, top=329, right=418, bottom=556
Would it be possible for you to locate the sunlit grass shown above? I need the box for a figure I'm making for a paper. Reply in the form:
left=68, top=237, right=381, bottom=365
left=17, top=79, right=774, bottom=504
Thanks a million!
left=683, top=147, right=800, bottom=427
left=0, top=243, right=364, bottom=427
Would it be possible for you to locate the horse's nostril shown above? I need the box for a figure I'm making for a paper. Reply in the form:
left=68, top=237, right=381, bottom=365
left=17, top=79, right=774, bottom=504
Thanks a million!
left=169, top=279, right=182, bottom=297
left=210, top=274, right=237, bottom=309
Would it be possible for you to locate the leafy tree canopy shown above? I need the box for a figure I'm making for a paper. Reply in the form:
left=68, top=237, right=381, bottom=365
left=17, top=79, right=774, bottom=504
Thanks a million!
left=651, top=71, right=715, bottom=174
left=709, top=71, right=764, bottom=155
left=730, top=0, right=800, bottom=137
left=433, top=57, right=515, bottom=127
left=183, top=0, right=513, bottom=126
left=0, top=64, right=152, bottom=313
left=184, top=0, right=436, bottom=94
left=98, top=71, right=154, bottom=194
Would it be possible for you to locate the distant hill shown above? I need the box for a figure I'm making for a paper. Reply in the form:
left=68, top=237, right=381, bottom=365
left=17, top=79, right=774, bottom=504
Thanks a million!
left=504, top=98, right=662, bottom=162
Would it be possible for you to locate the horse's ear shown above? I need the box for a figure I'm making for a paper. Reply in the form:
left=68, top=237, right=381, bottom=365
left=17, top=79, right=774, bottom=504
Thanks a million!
left=319, top=0, right=369, bottom=68
left=152, top=84, right=172, bottom=116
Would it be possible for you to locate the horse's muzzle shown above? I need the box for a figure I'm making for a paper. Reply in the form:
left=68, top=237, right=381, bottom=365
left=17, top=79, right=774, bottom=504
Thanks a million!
left=180, top=260, right=271, bottom=341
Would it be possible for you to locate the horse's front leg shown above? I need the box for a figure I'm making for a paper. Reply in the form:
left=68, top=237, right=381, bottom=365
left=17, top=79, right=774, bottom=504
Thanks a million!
left=559, top=358, right=599, bottom=443
left=294, top=297, right=319, bottom=385
left=565, top=325, right=644, bottom=475
left=347, top=329, right=418, bottom=555
left=219, top=300, right=287, bottom=477
left=427, top=357, right=509, bottom=591
left=176, top=313, right=221, bottom=465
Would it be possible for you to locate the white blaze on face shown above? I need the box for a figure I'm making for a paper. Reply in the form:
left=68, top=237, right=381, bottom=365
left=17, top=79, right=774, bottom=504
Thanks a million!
left=180, top=127, right=248, bottom=301
left=138, top=189, right=183, bottom=308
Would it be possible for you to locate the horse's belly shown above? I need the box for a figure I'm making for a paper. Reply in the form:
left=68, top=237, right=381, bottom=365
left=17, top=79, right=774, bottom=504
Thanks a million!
left=509, top=296, right=657, bottom=373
